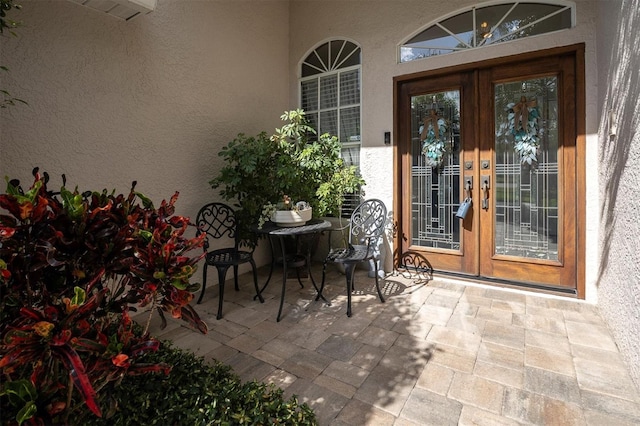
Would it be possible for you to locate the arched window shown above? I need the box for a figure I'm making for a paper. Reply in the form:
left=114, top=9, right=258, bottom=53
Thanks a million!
left=300, top=40, right=361, bottom=168
left=399, top=1, right=575, bottom=63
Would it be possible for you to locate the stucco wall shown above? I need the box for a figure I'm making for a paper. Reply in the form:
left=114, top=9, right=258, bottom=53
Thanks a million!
left=595, top=0, right=640, bottom=389
left=289, top=0, right=600, bottom=295
left=0, top=0, right=290, bottom=230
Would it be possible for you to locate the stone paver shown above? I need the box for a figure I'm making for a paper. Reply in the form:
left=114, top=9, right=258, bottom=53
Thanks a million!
left=477, top=341, right=524, bottom=371
left=448, top=372, right=505, bottom=413
left=137, top=266, right=640, bottom=425
left=400, top=388, right=462, bottom=425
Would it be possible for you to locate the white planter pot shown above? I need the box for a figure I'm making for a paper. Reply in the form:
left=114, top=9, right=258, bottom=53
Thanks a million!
left=271, top=207, right=312, bottom=227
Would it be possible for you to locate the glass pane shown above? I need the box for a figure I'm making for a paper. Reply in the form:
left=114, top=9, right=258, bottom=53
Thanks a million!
left=306, top=112, right=319, bottom=142
left=340, top=70, right=360, bottom=106
left=483, top=3, right=569, bottom=45
left=494, top=76, right=559, bottom=260
left=302, top=49, right=325, bottom=77
left=301, top=80, right=318, bottom=113
left=439, top=10, right=474, bottom=47
left=329, top=40, right=342, bottom=68
left=301, top=63, right=318, bottom=78
left=320, top=75, right=338, bottom=109
left=319, top=110, right=338, bottom=137
left=410, top=91, right=462, bottom=250
left=334, top=41, right=360, bottom=68
left=400, top=46, right=457, bottom=62
left=341, top=145, right=360, bottom=167
left=340, top=106, right=360, bottom=143
left=475, top=4, right=515, bottom=43
left=406, top=22, right=456, bottom=46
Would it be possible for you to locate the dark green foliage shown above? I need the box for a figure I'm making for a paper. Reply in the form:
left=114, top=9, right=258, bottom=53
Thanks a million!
left=79, top=342, right=317, bottom=426
left=1, top=0, right=27, bottom=109
left=210, top=110, right=365, bottom=243
left=0, top=0, right=21, bottom=34
left=0, top=169, right=206, bottom=424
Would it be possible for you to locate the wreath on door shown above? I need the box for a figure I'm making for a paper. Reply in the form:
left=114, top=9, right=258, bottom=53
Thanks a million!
left=420, top=109, right=449, bottom=168
left=507, top=96, right=541, bottom=165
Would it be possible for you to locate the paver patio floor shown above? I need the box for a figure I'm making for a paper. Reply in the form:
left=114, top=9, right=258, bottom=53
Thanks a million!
left=134, top=264, right=640, bottom=425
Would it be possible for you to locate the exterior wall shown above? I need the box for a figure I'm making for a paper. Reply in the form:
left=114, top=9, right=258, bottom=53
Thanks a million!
left=595, top=0, right=640, bottom=389
left=289, top=0, right=600, bottom=295
left=0, top=0, right=290, bottom=235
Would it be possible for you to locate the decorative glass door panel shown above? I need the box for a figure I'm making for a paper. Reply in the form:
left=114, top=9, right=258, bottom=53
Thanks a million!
left=493, top=77, right=559, bottom=261
left=410, top=91, right=461, bottom=251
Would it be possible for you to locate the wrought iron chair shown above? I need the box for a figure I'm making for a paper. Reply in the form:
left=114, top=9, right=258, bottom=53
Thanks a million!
left=195, top=202, right=263, bottom=319
left=319, top=199, right=387, bottom=317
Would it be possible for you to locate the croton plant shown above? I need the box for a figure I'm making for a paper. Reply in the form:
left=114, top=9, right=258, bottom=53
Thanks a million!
left=0, top=168, right=207, bottom=425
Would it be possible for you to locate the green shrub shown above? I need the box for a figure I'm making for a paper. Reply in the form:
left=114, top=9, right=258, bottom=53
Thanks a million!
left=78, top=342, right=317, bottom=426
left=210, top=109, right=365, bottom=243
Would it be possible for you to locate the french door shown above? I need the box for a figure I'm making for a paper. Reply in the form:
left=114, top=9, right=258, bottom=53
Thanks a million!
left=395, top=47, right=583, bottom=294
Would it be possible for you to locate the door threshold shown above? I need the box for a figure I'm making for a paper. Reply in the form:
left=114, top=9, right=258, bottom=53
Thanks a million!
left=431, top=270, right=579, bottom=299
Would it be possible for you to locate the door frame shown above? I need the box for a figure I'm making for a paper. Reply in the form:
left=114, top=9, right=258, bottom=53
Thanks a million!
left=392, top=44, right=586, bottom=298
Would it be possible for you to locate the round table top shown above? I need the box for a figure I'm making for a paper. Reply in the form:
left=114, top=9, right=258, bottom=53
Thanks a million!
left=255, top=218, right=331, bottom=236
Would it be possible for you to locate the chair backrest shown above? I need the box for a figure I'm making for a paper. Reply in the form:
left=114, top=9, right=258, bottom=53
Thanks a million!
left=348, top=199, right=387, bottom=247
left=195, top=203, right=240, bottom=251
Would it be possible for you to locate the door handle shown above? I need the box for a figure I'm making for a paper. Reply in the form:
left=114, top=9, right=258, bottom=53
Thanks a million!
left=481, top=175, right=490, bottom=210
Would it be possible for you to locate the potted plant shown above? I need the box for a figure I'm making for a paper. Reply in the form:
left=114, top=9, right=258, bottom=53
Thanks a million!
left=260, top=196, right=312, bottom=228
left=210, top=109, right=365, bottom=241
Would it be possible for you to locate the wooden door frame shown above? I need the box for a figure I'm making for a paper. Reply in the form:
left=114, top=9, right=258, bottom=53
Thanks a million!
left=392, top=44, right=586, bottom=298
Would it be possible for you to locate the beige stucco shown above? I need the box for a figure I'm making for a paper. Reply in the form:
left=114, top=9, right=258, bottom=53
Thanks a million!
left=1, top=0, right=290, bottom=221
left=594, top=0, right=640, bottom=389
left=1, top=0, right=638, bottom=387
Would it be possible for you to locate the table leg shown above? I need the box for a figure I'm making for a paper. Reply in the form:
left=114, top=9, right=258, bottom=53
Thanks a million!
left=306, top=249, right=330, bottom=306
left=276, top=235, right=288, bottom=322
left=255, top=235, right=277, bottom=301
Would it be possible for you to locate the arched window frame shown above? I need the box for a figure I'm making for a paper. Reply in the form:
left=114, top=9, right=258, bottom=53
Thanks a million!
left=399, top=0, right=576, bottom=63
left=299, top=39, right=362, bottom=168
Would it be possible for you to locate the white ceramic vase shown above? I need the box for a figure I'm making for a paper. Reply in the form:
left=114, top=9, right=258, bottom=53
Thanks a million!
left=271, top=207, right=312, bottom=227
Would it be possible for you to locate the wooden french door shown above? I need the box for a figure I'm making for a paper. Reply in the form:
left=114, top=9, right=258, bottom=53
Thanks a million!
left=395, top=47, right=584, bottom=294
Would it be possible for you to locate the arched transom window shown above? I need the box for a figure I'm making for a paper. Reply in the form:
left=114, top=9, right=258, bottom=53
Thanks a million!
left=399, top=1, right=575, bottom=63
left=300, top=40, right=361, bottom=168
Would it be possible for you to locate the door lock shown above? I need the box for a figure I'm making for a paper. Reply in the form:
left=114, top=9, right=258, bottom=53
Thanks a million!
left=464, top=176, right=473, bottom=191
left=456, top=176, right=474, bottom=220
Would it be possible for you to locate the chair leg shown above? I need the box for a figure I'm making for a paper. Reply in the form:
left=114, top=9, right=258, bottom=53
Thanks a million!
left=197, top=263, right=208, bottom=304
left=373, top=258, right=385, bottom=303
left=250, top=259, right=264, bottom=303
left=216, top=266, right=230, bottom=320
left=233, top=265, right=240, bottom=291
left=344, top=263, right=356, bottom=317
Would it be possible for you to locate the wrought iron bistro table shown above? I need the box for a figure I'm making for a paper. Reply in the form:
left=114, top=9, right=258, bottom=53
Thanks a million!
left=254, top=219, right=331, bottom=322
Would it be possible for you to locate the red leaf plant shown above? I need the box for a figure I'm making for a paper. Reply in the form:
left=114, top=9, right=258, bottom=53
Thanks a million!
left=0, top=169, right=206, bottom=425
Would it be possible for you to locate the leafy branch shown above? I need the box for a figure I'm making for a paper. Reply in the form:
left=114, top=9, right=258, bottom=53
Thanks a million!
left=1, top=0, right=26, bottom=109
